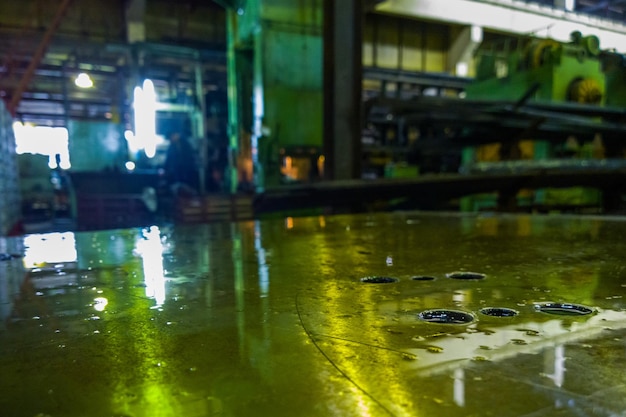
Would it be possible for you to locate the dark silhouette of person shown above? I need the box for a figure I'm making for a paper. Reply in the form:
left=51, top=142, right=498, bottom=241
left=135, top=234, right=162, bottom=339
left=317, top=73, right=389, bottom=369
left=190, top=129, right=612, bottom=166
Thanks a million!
left=164, top=132, right=199, bottom=196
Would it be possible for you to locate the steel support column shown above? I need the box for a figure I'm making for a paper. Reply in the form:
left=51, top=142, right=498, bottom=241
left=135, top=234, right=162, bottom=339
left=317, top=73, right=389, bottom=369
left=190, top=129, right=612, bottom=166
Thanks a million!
left=447, top=25, right=482, bottom=76
left=194, top=54, right=207, bottom=194
left=323, top=0, right=363, bottom=180
left=126, top=0, right=146, bottom=43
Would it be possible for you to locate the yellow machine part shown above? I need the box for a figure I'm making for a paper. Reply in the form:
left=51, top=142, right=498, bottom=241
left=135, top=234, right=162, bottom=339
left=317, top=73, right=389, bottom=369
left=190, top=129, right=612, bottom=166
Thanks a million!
left=568, top=78, right=603, bottom=104
left=527, top=39, right=560, bottom=68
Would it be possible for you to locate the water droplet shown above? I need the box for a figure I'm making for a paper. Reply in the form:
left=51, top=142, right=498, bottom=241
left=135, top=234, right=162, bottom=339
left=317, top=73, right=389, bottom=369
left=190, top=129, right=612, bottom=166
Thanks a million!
left=427, top=346, right=444, bottom=353
left=511, top=339, right=527, bottom=345
left=401, top=353, right=417, bottom=361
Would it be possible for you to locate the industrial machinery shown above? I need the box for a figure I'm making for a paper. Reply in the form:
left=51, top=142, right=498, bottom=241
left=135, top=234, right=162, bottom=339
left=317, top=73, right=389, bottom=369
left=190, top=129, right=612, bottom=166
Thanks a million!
left=465, top=31, right=608, bottom=162
left=352, top=31, right=626, bottom=215
left=462, top=31, right=620, bottom=211
left=470, top=31, right=605, bottom=105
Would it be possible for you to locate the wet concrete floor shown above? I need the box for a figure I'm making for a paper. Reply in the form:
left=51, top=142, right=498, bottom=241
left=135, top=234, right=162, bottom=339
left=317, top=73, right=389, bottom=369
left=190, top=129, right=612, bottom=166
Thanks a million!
left=1, top=211, right=626, bottom=417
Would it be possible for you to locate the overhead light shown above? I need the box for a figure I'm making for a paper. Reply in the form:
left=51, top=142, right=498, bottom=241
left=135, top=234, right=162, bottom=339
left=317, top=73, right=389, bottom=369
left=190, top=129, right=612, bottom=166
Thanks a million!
left=75, top=72, right=93, bottom=88
left=133, top=79, right=158, bottom=158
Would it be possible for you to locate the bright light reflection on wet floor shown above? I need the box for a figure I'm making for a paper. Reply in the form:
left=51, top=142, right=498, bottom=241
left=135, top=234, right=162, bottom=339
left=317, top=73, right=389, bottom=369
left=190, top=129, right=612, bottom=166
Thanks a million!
left=2, top=212, right=626, bottom=416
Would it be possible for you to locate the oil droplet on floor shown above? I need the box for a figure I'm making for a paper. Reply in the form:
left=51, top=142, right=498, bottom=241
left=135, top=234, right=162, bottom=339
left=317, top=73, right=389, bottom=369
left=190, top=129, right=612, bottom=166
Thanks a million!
left=446, top=271, right=486, bottom=280
left=411, top=275, right=436, bottom=281
left=360, top=276, right=399, bottom=284
left=419, top=309, right=475, bottom=324
left=534, top=302, right=594, bottom=316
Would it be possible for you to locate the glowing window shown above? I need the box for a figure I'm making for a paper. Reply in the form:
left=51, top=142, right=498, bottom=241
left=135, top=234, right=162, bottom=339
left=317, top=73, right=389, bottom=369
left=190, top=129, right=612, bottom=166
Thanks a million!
left=13, top=123, right=71, bottom=169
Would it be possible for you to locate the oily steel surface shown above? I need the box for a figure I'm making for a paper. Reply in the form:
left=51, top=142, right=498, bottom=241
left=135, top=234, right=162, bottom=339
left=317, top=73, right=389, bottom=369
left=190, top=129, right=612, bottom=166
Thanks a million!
left=1, top=212, right=626, bottom=416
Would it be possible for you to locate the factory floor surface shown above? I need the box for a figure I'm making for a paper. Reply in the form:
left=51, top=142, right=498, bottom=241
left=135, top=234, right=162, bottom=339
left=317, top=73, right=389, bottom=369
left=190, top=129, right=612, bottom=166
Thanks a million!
left=1, top=211, right=626, bottom=416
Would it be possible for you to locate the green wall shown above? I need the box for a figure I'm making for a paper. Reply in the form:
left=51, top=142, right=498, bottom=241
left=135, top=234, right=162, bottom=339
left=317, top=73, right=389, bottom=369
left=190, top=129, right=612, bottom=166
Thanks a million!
left=263, top=29, right=322, bottom=148
left=68, top=120, right=125, bottom=172
left=229, top=0, right=323, bottom=188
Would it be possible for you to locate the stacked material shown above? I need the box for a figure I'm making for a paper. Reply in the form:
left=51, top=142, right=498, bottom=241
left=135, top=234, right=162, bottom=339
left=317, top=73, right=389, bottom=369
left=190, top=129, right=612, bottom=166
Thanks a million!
left=0, top=101, right=20, bottom=235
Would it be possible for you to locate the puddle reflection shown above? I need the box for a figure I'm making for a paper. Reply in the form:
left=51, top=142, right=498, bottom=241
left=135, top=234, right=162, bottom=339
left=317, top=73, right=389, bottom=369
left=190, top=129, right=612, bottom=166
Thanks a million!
left=136, top=226, right=166, bottom=307
left=23, top=232, right=77, bottom=269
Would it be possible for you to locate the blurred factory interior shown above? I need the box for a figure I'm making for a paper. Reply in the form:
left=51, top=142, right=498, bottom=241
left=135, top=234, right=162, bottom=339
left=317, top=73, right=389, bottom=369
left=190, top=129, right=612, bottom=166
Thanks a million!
left=2, top=0, right=626, bottom=234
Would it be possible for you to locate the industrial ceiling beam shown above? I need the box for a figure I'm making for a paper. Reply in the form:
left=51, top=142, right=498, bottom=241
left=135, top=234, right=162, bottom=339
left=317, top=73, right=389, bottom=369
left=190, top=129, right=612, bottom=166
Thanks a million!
left=579, top=0, right=626, bottom=13
left=7, top=0, right=73, bottom=115
left=376, top=0, right=626, bottom=52
left=580, top=0, right=610, bottom=12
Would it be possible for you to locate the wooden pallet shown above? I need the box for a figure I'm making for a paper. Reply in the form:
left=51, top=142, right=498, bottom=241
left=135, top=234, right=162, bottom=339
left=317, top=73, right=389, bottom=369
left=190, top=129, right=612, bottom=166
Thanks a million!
left=175, top=194, right=254, bottom=223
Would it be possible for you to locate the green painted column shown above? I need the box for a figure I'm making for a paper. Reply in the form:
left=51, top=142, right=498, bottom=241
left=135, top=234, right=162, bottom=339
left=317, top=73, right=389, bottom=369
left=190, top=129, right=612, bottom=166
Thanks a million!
left=226, top=0, right=324, bottom=190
